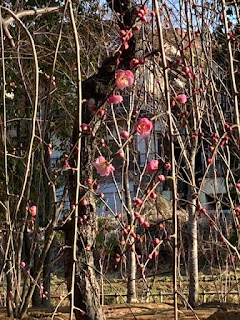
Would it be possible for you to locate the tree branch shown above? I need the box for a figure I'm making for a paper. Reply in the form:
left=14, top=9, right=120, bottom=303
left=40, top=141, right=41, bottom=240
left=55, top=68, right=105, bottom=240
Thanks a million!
left=1, top=6, right=60, bottom=47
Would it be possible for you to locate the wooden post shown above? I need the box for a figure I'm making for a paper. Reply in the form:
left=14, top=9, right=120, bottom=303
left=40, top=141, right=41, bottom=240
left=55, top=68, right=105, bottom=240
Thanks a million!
left=203, top=290, right=206, bottom=304
left=116, top=295, right=120, bottom=304
left=146, top=287, right=150, bottom=303
left=160, top=291, right=163, bottom=303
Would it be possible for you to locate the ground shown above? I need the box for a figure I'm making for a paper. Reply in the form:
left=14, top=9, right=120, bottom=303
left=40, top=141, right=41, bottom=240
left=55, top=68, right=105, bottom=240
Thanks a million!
left=1, top=304, right=236, bottom=320
left=104, top=303, right=217, bottom=319
left=3, top=272, right=240, bottom=320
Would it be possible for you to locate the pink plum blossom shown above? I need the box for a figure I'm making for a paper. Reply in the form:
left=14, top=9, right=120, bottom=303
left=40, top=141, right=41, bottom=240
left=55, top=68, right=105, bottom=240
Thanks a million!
left=107, top=94, right=123, bottom=104
left=93, top=156, right=115, bottom=177
left=176, top=94, right=188, bottom=104
left=80, top=199, right=88, bottom=206
left=133, top=197, right=142, bottom=205
left=150, top=192, right=157, bottom=199
left=117, top=151, right=124, bottom=158
left=135, top=118, right=153, bottom=137
left=81, top=123, right=89, bottom=131
left=30, top=206, right=37, bottom=217
left=158, top=175, right=165, bottom=182
left=146, top=160, right=159, bottom=174
left=115, top=69, right=134, bottom=90
left=120, top=131, right=129, bottom=139
left=182, top=66, right=191, bottom=73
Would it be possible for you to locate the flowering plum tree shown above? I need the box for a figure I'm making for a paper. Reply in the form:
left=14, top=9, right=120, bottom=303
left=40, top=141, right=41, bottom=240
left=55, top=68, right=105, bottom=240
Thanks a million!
left=1, top=1, right=240, bottom=320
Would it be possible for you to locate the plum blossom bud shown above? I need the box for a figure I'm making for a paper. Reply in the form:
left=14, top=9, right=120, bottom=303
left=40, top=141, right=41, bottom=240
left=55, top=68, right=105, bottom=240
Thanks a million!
left=158, top=175, right=165, bottom=182
left=146, top=160, right=159, bottom=174
left=120, top=131, right=130, bottom=139
left=30, top=206, right=37, bottom=217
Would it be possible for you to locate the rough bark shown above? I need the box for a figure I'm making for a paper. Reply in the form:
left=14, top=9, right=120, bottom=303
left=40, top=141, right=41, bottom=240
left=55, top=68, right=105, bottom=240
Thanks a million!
left=42, top=249, right=51, bottom=307
left=61, top=1, right=138, bottom=319
left=63, top=195, right=105, bottom=320
left=6, top=260, right=14, bottom=318
left=42, top=146, right=52, bottom=308
left=32, top=248, right=41, bottom=308
left=127, top=248, right=137, bottom=303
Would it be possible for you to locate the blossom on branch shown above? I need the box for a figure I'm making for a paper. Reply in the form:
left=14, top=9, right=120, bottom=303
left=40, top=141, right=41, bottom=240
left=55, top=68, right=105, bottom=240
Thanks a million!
left=135, top=118, right=153, bottom=137
left=115, top=69, right=134, bottom=90
left=107, top=94, right=123, bottom=104
left=30, top=206, right=37, bottom=217
left=93, top=156, right=115, bottom=177
left=176, top=93, right=188, bottom=104
left=146, top=160, right=159, bottom=174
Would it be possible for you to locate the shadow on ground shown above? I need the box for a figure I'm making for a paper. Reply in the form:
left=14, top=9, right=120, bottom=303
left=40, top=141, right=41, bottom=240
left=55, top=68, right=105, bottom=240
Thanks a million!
left=3, top=303, right=240, bottom=320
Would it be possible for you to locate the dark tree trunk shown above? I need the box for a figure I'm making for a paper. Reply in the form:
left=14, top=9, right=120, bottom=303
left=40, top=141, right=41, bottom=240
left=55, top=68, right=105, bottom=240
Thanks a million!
left=6, top=260, right=14, bottom=318
left=127, top=246, right=137, bottom=303
left=63, top=193, right=105, bottom=320
left=42, top=249, right=51, bottom=307
left=42, top=146, right=52, bottom=308
left=23, top=227, right=41, bottom=308
left=32, top=248, right=41, bottom=307
left=61, top=1, right=137, bottom=319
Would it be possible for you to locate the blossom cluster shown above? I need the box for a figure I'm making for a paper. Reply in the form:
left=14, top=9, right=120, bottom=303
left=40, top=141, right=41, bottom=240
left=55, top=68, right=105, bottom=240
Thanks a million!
left=94, top=69, right=157, bottom=176
left=93, top=117, right=154, bottom=176
left=107, top=69, right=134, bottom=104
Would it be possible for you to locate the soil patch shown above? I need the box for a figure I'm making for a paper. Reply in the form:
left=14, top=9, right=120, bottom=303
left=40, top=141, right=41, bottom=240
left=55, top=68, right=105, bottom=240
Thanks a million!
left=0, top=304, right=233, bottom=320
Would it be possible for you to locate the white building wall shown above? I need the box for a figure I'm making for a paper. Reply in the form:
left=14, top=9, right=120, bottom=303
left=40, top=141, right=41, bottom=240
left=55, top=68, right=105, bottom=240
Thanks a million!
left=200, top=177, right=226, bottom=209
left=98, top=181, right=135, bottom=215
